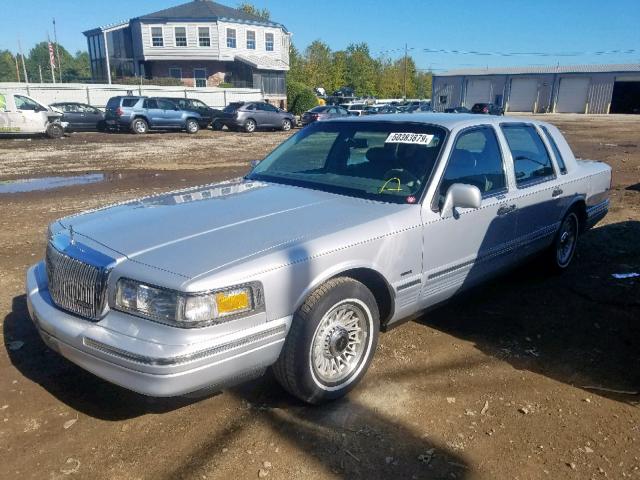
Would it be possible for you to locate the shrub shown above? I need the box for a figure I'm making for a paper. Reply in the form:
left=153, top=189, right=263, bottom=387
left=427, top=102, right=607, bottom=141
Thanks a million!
left=287, top=80, right=318, bottom=115
left=116, top=76, right=184, bottom=86
left=218, top=82, right=234, bottom=88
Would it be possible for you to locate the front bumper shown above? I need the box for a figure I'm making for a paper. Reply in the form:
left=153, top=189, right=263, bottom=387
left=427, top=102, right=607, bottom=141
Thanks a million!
left=26, top=262, right=289, bottom=397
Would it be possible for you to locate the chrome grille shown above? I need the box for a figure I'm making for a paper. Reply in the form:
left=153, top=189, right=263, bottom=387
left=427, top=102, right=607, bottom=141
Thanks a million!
left=46, top=243, right=109, bottom=320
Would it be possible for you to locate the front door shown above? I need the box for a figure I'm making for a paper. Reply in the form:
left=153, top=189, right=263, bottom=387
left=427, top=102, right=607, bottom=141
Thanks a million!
left=157, top=99, right=182, bottom=127
left=421, top=125, right=519, bottom=306
left=13, top=95, right=46, bottom=133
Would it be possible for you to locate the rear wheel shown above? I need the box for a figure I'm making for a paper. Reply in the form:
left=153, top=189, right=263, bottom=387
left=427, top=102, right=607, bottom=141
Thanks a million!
left=273, top=277, right=379, bottom=404
left=282, top=118, right=292, bottom=131
left=211, top=120, right=223, bottom=131
left=244, top=119, right=257, bottom=133
left=548, top=211, right=580, bottom=271
left=131, top=118, right=148, bottom=134
left=185, top=118, right=199, bottom=134
left=46, top=123, right=64, bottom=139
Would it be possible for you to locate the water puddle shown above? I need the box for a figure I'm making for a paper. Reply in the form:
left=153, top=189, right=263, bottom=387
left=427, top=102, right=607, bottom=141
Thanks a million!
left=0, top=174, right=105, bottom=194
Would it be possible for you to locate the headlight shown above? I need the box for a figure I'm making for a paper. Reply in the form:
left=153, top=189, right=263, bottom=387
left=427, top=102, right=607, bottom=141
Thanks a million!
left=114, top=278, right=263, bottom=328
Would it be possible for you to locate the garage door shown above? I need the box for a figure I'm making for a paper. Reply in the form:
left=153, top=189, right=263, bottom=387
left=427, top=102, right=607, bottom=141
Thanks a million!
left=464, top=79, right=492, bottom=106
left=556, top=77, right=590, bottom=113
left=508, top=78, right=538, bottom=112
left=611, top=77, right=640, bottom=114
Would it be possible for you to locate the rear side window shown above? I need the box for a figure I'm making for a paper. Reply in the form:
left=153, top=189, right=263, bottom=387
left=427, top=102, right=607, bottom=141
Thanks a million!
left=122, top=98, right=138, bottom=107
left=439, top=126, right=506, bottom=199
left=501, top=124, right=555, bottom=186
left=540, top=125, right=567, bottom=174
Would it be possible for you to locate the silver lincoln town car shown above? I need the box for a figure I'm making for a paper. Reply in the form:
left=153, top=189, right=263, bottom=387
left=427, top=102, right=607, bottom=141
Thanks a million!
left=26, top=113, right=611, bottom=404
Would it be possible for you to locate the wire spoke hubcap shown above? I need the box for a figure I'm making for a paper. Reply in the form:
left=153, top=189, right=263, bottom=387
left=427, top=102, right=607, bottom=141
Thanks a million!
left=311, top=302, right=369, bottom=384
left=557, top=215, right=577, bottom=265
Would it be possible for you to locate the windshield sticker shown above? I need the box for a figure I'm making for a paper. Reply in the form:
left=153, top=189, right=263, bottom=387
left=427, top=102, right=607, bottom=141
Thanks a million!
left=385, top=132, right=434, bottom=145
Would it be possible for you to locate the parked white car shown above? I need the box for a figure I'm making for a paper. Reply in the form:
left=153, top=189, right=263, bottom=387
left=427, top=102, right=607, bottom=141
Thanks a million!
left=0, top=92, right=67, bottom=138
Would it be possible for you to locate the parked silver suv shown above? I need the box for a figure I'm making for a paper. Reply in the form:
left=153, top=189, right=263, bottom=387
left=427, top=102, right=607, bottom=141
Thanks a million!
left=220, top=101, right=295, bottom=133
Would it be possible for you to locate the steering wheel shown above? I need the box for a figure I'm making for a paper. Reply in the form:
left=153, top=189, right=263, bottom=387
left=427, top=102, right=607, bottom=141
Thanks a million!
left=382, top=169, right=421, bottom=189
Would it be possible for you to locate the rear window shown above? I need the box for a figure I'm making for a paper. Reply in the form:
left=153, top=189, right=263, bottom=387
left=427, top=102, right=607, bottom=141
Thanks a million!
left=540, top=126, right=567, bottom=174
left=122, top=98, right=139, bottom=107
left=106, top=98, right=121, bottom=109
left=223, top=102, right=244, bottom=113
left=310, top=106, right=328, bottom=113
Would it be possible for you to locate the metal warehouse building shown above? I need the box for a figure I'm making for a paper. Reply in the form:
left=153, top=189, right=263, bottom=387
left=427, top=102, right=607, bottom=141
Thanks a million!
left=432, top=64, right=640, bottom=114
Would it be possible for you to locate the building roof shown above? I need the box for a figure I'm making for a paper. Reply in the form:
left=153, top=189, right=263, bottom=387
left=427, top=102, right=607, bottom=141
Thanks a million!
left=135, top=0, right=284, bottom=29
left=436, top=63, right=640, bottom=77
left=236, top=54, right=289, bottom=71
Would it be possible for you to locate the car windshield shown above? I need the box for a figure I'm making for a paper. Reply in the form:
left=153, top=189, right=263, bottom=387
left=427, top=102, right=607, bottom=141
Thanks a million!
left=249, top=121, right=447, bottom=204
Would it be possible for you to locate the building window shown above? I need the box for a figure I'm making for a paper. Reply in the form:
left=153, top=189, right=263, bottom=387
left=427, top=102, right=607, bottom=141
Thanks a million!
left=265, top=33, right=274, bottom=51
left=198, top=27, right=211, bottom=47
left=194, top=68, right=207, bottom=88
left=246, top=30, right=256, bottom=50
left=439, top=95, right=448, bottom=104
left=175, top=27, right=187, bottom=47
left=151, top=27, right=164, bottom=47
left=169, top=68, right=182, bottom=80
left=226, top=28, right=236, bottom=48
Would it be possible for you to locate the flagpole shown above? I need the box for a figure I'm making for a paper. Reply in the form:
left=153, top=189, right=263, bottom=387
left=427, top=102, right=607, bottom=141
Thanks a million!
left=39, top=65, right=44, bottom=83
left=17, top=37, right=29, bottom=91
left=53, top=18, right=62, bottom=82
left=47, top=33, right=56, bottom=84
left=14, top=55, right=21, bottom=82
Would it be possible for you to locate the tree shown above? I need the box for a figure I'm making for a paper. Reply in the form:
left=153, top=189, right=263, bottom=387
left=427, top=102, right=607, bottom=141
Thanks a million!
left=303, top=40, right=333, bottom=91
left=0, top=50, right=19, bottom=82
left=345, top=43, right=377, bottom=97
left=329, top=51, right=347, bottom=93
left=24, top=42, right=90, bottom=82
left=287, top=43, right=306, bottom=85
left=237, top=2, right=270, bottom=20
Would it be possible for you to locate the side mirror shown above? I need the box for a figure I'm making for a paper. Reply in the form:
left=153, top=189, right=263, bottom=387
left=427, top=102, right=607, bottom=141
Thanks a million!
left=440, top=183, right=482, bottom=218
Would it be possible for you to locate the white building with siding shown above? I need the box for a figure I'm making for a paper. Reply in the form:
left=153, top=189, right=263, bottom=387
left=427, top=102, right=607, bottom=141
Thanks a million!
left=432, top=64, right=640, bottom=114
left=83, top=0, right=291, bottom=106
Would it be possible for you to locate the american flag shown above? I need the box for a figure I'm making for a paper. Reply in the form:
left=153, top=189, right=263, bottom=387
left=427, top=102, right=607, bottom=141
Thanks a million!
left=48, top=42, right=56, bottom=70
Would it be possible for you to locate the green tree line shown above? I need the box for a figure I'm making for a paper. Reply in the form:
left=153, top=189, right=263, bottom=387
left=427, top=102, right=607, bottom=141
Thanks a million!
left=0, top=42, right=90, bottom=83
left=288, top=40, right=432, bottom=99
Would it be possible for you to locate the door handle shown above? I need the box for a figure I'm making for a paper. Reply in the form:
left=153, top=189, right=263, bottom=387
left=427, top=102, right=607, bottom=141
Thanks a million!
left=552, top=188, right=563, bottom=198
left=497, top=204, right=517, bottom=216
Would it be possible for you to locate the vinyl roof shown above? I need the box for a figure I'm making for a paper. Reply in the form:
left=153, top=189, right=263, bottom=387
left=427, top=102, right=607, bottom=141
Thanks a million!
left=436, top=63, right=640, bottom=77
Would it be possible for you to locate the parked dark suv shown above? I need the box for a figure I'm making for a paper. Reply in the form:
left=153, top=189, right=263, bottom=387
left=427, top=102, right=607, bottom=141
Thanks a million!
left=471, top=103, right=504, bottom=115
left=104, top=96, right=205, bottom=134
left=159, top=97, right=223, bottom=129
left=220, top=101, right=295, bottom=133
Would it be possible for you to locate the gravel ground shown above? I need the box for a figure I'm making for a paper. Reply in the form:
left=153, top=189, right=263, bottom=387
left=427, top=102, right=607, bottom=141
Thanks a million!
left=0, top=117, right=639, bottom=480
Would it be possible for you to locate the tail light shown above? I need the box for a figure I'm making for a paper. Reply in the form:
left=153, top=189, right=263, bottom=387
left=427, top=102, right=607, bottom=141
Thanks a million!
left=483, top=107, right=489, bottom=113
left=115, top=107, right=124, bottom=116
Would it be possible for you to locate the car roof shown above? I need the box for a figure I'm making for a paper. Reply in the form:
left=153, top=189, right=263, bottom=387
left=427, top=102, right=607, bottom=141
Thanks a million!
left=328, top=113, right=549, bottom=130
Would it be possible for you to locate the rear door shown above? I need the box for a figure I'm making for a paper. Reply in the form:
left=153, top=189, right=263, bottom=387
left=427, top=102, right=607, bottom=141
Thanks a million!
left=157, top=99, right=182, bottom=127
left=0, top=93, right=21, bottom=133
left=143, top=98, right=163, bottom=127
left=500, top=123, right=563, bottom=257
left=422, top=125, right=519, bottom=305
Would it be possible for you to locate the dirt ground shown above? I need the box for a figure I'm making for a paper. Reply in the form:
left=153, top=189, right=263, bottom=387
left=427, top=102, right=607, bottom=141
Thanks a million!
left=0, top=116, right=638, bottom=480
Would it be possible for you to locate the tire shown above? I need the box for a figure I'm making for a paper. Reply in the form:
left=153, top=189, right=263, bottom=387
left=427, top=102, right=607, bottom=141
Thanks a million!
left=185, top=118, right=199, bottom=134
left=244, top=119, right=257, bottom=133
left=273, top=277, right=379, bottom=404
left=281, top=118, right=292, bottom=131
left=548, top=210, right=580, bottom=272
left=212, top=120, right=223, bottom=131
left=131, top=118, right=148, bottom=134
left=46, top=123, right=64, bottom=139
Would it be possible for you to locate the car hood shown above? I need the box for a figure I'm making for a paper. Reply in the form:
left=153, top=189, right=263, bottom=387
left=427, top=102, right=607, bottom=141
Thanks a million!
left=60, top=179, right=410, bottom=278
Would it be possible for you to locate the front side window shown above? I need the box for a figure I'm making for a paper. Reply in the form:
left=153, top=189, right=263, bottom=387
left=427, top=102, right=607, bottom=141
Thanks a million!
left=151, top=27, right=164, bottom=47
left=265, top=33, right=274, bottom=51
left=143, top=99, right=158, bottom=109
left=438, top=127, right=506, bottom=201
left=246, top=30, right=256, bottom=49
left=250, top=121, right=447, bottom=203
left=540, top=125, right=567, bottom=174
left=199, top=27, right=211, bottom=47
left=157, top=99, right=176, bottom=110
left=502, top=124, right=555, bottom=186
left=14, top=95, right=42, bottom=111
left=226, top=28, right=236, bottom=48
left=175, top=27, right=187, bottom=47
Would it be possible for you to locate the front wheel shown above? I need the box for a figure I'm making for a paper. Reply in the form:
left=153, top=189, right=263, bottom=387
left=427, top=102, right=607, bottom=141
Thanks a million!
left=273, top=277, right=379, bottom=404
left=185, top=118, right=199, bottom=134
left=548, top=211, right=580, bottom=271
left=46, top=123, right=64, bottom=139
left=281, top=118, right=292, bottom=131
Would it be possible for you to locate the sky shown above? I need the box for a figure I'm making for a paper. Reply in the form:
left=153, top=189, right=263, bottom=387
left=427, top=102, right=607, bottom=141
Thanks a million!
left=0, top=0, right=639, bottom=72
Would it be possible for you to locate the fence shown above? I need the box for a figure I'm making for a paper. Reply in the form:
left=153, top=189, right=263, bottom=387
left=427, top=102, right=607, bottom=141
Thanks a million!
left=0, top=82, right=263, bottom=109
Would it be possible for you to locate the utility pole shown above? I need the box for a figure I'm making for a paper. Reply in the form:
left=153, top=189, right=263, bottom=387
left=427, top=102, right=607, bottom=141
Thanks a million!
left=53, top=18, right=62, bottom=82
left=403, top=43, right=408, bottom=100
left=17, top=38, right=29, bottom=86
left=14, top=55, right=20, bottom=82
left=39, top=65, right=43, bottom=83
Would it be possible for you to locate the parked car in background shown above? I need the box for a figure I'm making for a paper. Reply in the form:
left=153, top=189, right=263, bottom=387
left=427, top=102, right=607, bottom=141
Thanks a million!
left=219, top=101, right=295, bottom=133
left=0, top=92, right=66, bottom=138
left=301, top=105, right=349, bottom=126
left=160, top=97, right=223, bottom=130
left=104, top=96, right=204, bottom=134
left=50, top=102, right=106, bottom=132
left=444, top=106, right=471, bottom=113
left=340, top=103, right=367, bottom=116
left=375, top=105, right=404, bottom=115
left=406, top=102, right=433, bottom=113
left=471, top=103, right=504, bottom=115
left=25, top=114, right=610, bottom=405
